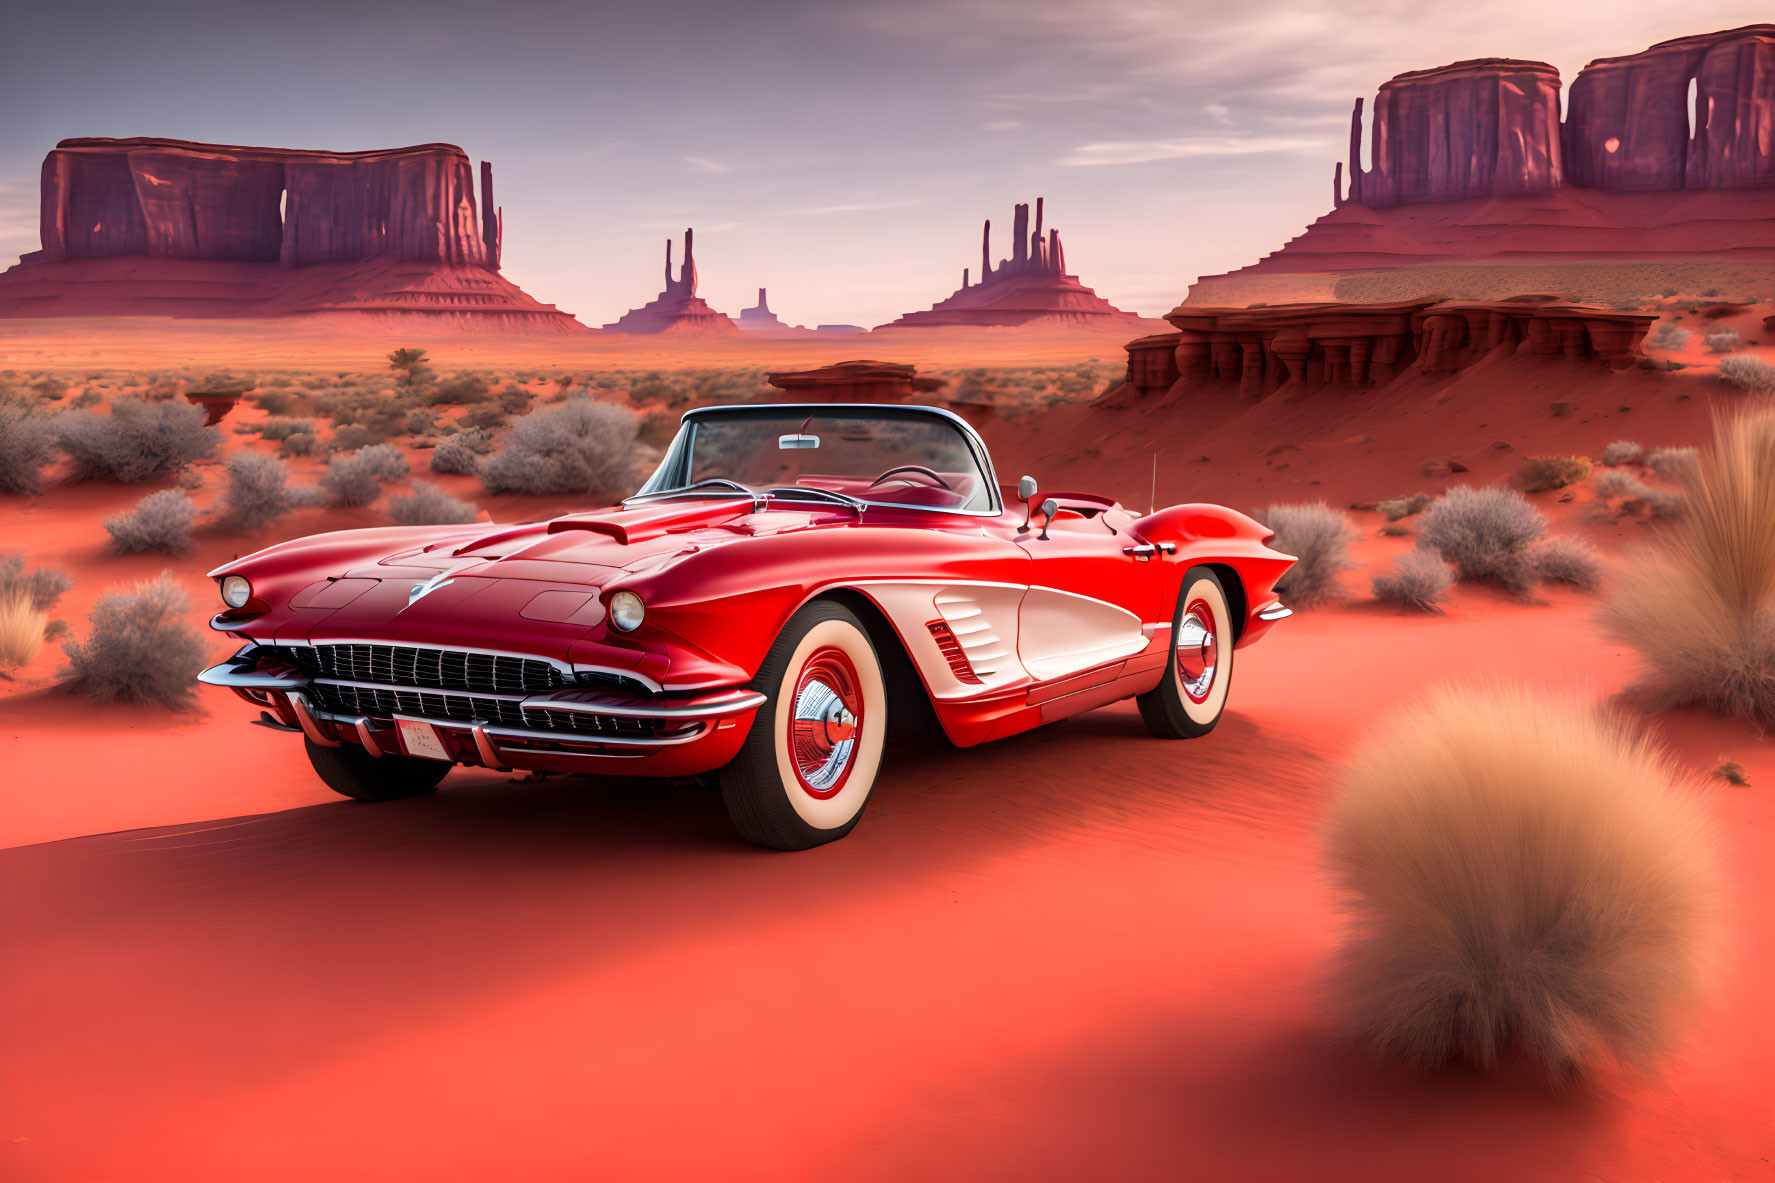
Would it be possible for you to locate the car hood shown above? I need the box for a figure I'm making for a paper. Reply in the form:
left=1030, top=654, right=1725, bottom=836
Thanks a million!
left=368, top=497, right=847, bottom=585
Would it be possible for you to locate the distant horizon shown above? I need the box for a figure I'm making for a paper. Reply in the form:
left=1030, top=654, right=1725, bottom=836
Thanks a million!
left=2, top=1, right=1768, bottom=328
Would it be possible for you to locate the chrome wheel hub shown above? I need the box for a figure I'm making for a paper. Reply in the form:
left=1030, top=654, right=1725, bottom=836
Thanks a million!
left=1175, top=605, right=1219, bottom=704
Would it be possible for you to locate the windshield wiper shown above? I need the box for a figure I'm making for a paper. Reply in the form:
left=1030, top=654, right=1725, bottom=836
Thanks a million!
left=763, top=486, right=865, bottom=512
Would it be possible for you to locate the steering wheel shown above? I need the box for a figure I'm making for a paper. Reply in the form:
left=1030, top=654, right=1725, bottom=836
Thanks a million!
left=866, top=465, right=953, bottom=491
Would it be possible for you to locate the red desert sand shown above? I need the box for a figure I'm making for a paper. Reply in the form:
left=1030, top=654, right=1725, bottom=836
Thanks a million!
left=1, top=325, right=1772, bottom=1182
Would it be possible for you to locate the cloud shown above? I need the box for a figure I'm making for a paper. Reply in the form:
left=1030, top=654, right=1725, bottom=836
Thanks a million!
left=789, top=198, right=924, bottom=215
left=1057, top=135, right=1330, bottom=167
left=681, top=155, right=730, bottom=174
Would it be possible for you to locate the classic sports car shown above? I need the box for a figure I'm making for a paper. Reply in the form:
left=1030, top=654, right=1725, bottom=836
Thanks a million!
left=201, top=404, right=1294, bottom=849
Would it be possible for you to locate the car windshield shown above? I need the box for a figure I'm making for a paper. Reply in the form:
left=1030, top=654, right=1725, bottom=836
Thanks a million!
left=635, top=407, right=996, bottom=513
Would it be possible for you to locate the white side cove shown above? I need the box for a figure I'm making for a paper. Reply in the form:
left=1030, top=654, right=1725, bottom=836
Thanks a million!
left=1014, top=586, right=1147, bottom=682
left=854, top=580, right=1151, bottom=699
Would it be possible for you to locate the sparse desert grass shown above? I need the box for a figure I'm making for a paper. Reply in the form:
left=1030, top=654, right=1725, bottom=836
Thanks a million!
left=1703, top=327, right=1741, bottom=354
left=480, top=400, right=639, bottom=495
left=57, top=397, right=217, bottom=482
left=1324, top=684, right=1715, bottom=1086
left=1717, top=354, right=1775, bottom=394
left=0, top=403, right=58, bottom=494
left=1648, top=322, right=1691, bottom=351
left=1593, top=469, right=1683, bottom=519
left=388, top=480, right=480, bottom=525
left=1376, top=492, right=1432, bottom=521
left=219, top=451, right=314, bottom=530
left=1533, top=537, right=1604, bottom=590
left=1602, top=409, right=1775, bottom=723
left=460, top=404, right=509, bottom=431
left=0, top=553, right=71, bottom=611
left=1601, top=440, right=1644, bottom=467
left=1261, top=503, right=1353, bottom=608
left=0, top=594, right=46, bottom=668
left=61, top=572, right=205, bottom=709
left=1416, top=487, right=1546, bottom=592
left=1370, top=550, right=1453, bottom=612
left=258, top=417, right=316, bottom=441
left=1518, top=455, right=1592, bottom=492
left=105, top=489, right=198, bottom=555
left=427, top=374, right=492, bottom=405
left=322, top=443, right=409, bottom=507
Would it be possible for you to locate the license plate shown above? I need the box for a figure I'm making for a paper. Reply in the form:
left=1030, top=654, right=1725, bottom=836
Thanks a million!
left=396, top=717, right=452, bottom=762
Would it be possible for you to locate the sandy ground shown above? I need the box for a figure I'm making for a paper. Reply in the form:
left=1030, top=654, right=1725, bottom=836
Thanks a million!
left=1, top=323, right=1772, bottom=1180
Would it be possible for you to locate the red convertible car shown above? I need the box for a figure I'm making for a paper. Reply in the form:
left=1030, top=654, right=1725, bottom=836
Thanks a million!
left=201, top=404, right=1294, bottom=849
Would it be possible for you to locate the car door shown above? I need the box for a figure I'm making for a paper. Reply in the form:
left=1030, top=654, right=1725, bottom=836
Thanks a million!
left=1012, top=502, right=1160, bottom=684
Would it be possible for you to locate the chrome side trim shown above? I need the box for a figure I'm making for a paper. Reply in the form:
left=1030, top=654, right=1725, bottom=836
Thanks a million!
left=1256, top=603, right=1293, bottom=622
left=572, top=664, right=664, bottom=693
left=287, top=691, right=339, bottom=747
left=523, top=688, right=765, bottom=719
left=350, top=717, right=385, bottom=758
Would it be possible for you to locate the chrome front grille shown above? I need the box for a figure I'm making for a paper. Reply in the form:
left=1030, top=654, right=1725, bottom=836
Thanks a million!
left=308, top=682, right=665, bottom=738
left=280, top=644, right=567, bottom=695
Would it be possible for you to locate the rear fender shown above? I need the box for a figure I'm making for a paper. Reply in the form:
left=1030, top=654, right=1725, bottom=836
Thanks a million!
left=1131, top=504, right=1295, bottom=646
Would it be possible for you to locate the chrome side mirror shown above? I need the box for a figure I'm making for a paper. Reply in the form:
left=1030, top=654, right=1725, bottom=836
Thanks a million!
left=1038, top=497, right=1059, bottom=541
left=1016, top=475, right=1038, bottom=533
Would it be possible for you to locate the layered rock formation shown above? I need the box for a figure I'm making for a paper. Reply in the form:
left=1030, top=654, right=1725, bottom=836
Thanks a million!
left=601, top=229, right=738, bottom=334
left=1334, top=26, right=1775, bottom=207
left=1340, top=60, right=1563, bottom=208
left=734, top=288, right=791, bottom=332
left=880, top=199, right=1149, bottom=330
left=1565, top=25, right=1775, bottom=191
left=1111, top=298, right=1656, bottom=401
left=766, top=360, right=947, bottom=402
left=1, top=137, right=581, bottom=328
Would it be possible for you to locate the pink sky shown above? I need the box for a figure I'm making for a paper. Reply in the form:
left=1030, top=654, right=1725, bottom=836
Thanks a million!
left=0, top=1, right=1767, bottom=327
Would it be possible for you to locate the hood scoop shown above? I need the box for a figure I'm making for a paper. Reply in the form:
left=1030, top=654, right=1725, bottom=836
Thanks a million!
left=544, top=500, right=752, bottom=546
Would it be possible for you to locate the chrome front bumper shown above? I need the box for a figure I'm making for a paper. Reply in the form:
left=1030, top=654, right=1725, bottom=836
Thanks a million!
left=200, top=647, right=765, bottom=771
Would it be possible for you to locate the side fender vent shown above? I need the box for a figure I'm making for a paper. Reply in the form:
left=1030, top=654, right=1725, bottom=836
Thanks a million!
left=926, top=620, right=983, bottom=685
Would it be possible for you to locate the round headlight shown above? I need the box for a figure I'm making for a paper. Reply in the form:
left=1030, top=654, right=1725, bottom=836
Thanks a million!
left=607, top=590, right=645, bottom=632
left=221, top=575, right=252, bottom=609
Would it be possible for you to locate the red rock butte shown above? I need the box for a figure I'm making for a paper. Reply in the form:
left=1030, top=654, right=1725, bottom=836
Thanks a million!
left=601, top=229, right=738, bottom=335
left=0, top=137, right=583, bottom=330
left=879, top=198, right=1148, bottom=330
left=1193, top=25, right=1775, bottom=305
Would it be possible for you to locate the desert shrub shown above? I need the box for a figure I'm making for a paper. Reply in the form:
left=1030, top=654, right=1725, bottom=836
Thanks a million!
left=1324, top=685, right=1715, bottom=1086
left=1416, top=487, right=1547, bottom=591
left=429, top=431, right=488, bottom=475
left=1703, top=327, right=1740, bottom=354
left=61, top=572, right=205, bottom=708
left=1601, top=409, right=1775, bottom=723
left=1594, top=468, right=1649, bottom=499
left=1261, top=503, right=1354, bottom=608
left=0, top=554, right=71, bottom=611
left=56, top=397, right=217, bottom=482
left=0, top=404, right=58, bottom=494
left=329, top=423, right=384, bottom=452
left=219, top=450, right=312, bottom=530
left=479, top=400, right=639, bottom=495
left=1518, top=454, right=1592, bottom=492
left=460, top=404, right=508, bottom=431
left=498, top=385, right=534, bottom=415
left=322, top=443, right=409, bottom=507
left=1370, top=550, right=1453, bottom=612
left=0, top=593, right=46, bottom=668
left=388, top=347, right=432, bottom=387
left=427, top=375, right=491, bottom=405
left=1376, top=492, right=1432, bottom=522
left=31, top=377, right=69, bottom=401
left=1646, top=446, right=1698, bottom=483
left=388, top=480, right=479, bottom=525
left=69, top=389, right=103, bottom=409
left=1601, top=440, right=1643, bottom=467
left=1648, top=322, right=1690, bottom=351
left=319, top=390, right=409, bottom=439
left=278, top=431, right=316, bottom=457
left=404, top=407, right=439, bottom=436
left=1533, top=537, right=1604, bottom=590
left=104, top=489, right=198, bottom=555
left=259, top=417, right=315, bottom=441
left=1717, top=354, right=1775, bottom=394
left=252, top=387, right=297, bottom=415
